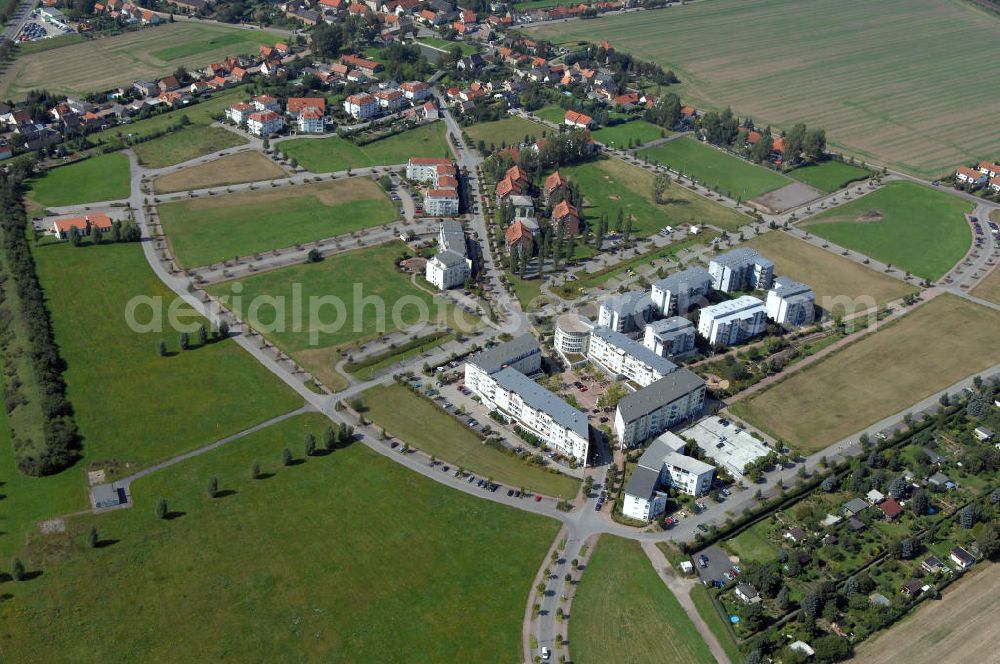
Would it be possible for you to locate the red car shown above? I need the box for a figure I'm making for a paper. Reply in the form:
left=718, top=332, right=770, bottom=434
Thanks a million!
left=534, top=495, right=542, bottom=502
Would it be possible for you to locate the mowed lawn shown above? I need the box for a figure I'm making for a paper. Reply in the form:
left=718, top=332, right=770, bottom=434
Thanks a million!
left=158, top=178, right=396, bottom=268
left=153, top=151, right=287, bottom=193
left=725, top=521, right=779, bottom=564
left=0, top=412, right=559, bottom=663
left=465, top=115, right=549, bottom=149
left=802, top=181, right=971, bottom=281
left=280, top=122, right=450, bottom=173
left=742, top=232, right=916, bottom=309
left=364, top=383, right=580, bottom=498
left=591, top=119, right=666, bottom=148
left=730, top=294, right=1000, bottom=453
left=27, top=153, right=131, bottom=207
left=133, top=125, right=248, bottom=169
left=639, top=137, right=790, bottom=200
left=787, top=159, right=872, bottom=193
left=570, top=537, right=715, bottom=664
left=530, top=0, right=1000, bottom=177
left=32, top=241, right=302, bottom=467
left=560, top=157, right=749, bottom=234
left=0, top=23, right=275, bottom=98
left=533, top=105, right=567, bottom=125
left=972, top=264, right=1000, bottom=305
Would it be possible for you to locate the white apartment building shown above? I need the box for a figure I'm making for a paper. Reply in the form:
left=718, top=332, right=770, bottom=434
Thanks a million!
left=623, top=431, right=714, bottom=521
left=425, top=220, right=471, bottom=290
left=407, top=157, right=454, bottom=182
left=252, top=95, right=280, bottom=112
left=343, top=93, right=378, bottom=119
left=765, top=276, right=815, bottom=328
left=614, top=369, right=706, bottom=448
left=588, top=326, right=677, bottom=388
left=400, top=81, right=431, bottom=101
left=708, top=248, right=774, bottom=293
left=698, top=295, right=767, bottom=347
left=597, top=290, right=655, bottom=334
left=374, top=88, right=405, bottom=111
left=464, top=333, right=543, bottom=395
left=246, top=110, right=284, bottom=137
left=643, top=317, right=696, bottom=357
left=226, top=102, right=253, bottom=125
left=554, top=313, right=592, bottom=356
left=650, top=266, right=712, bottom=315
left=296, top=106, right=325, bottom=133
left=423, top=189, right=460, bottom=216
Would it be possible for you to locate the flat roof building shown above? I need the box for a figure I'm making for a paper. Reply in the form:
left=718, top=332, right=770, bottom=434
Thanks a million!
left=623, top=431, right=714, bottom=520
left=680, top=416, right=771, bottom=476
left=709, top=248, right=774, bottom=293
left=650, top=266, right=712, bottom=315
left=698, top=295, right=767, bottom=347
left=643, top=317, right=696, bottom=358
left=765, top=276, right=815, bottom=328
left=553, top=313, right=593, bottom=356
left=597, top=290, right=654, bottom=333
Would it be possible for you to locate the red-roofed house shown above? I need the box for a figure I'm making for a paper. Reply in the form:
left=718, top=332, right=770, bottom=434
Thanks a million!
left=506, top=164, right=528, bottom=186
left=506, top=220, right=533, bottom=254
left=400, top=81, right=430, bottom=101
left=956, top=166, right=988, bottom=187
left=286, top=97, right=327, bottom=118
left=545, top=171, right=566, bottom=202
left=552, top=200, right=581, bottom=235
left=564, top=110, right=593, bottom=129
left=253, top=94, right=280, bottom=112
left=978, top=161, right=1000, bottom=178
left=496, top=175, right=520, bottom=202
left=343, top=93, right=378, bottom=119
left=247, top=110, right=285, bottom=137
left=297, top=106, right=325, bottom=133
left=52, top=213, right=113, bottom=239
left=340, top=54, right=382, bottom=76
left=374, top=89, right=405, bottom=111
left=226, top=102, right=253, bottom=125
left=879, top=498, right=903, bottom=521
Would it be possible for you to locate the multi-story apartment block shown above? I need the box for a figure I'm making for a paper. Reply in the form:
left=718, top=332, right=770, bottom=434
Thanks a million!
left=588, top=326, right=677, bottom=388
left=709, top=248, right=774, bottom=293
left=597, top=290, right=655, bottom=334
left=623, top=431, right=714, bottom=521
left=614, top=369, right=706, bottom=447
left=643, top=317, right=696, bottom=357
left=765, top=276, right=816, bottom=328
left=697, top=295, right=767, bottom=347
left=649, top=266, right=712, bottom=315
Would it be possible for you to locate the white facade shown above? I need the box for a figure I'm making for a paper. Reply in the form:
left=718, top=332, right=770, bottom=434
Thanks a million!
left=424, top=190, right=460, bottom=216
left=406, top=157, right=453, bottom=182
left=296, top=111, right=325, bottom=134
left=246, top=111, right=284, bottom=137
left=623, top=431, right=714, bottom=521
left=597, top=291, right=654, bottom=334
left=588, top=326, right=676, bottom=388
left=614, top=369, right=706, bottom=447
left=401, top=81, right=431, bottom=100
left=643, top=317, right=696, bottom=358
left=765, top=276, right=815, bottom=328
left=554, top=314, right=592, bottom=355
left=709, top=248, right=774, bottom=293
left=698, top=296, right=767, bottom=347
left=650, top=266, right=712, bottom=315
left=226, top=103, right=253, bottom=125
left=425, top=251, right=470, bottom=290
left=343, top=93, right=378, bottom=119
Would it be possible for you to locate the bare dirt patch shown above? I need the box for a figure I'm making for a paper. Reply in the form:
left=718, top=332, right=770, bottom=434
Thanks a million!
left=401, top=256, right=427, bottom=274
left=153, top=152, right=287, bottom=194
left=857, top=210, right=885, bottom=222
left=854, top=564, right=1000, bottom=664
left=748, top=181, right=821, bottom=213
left=38, top=519, right=66, bottom=535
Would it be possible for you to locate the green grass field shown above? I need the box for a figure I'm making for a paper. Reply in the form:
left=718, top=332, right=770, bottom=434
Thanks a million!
left=158, top=178, right=396, bottom=268
left=0, top=412, right=559, bottom=662
left=787, top=159, right=872, bottom=193
left=133, top=125, right=248, bottom=169
left=725, top=521, right=779, bottom=563
left=280, top=122, right=450, bottom=173
left=464, top=116, right=549, bottom=149
left=32, top=241, right=302, bottom=467
left=730, top=294, right=1000, bottom=452
left=559, top=157, right=749, bottom=236
left=689, top=585, right=743, bottom=663
left=570, top=537, right=715, bottom=664
left=27, top=153, right=131, bottom=207
left=639, top=137, right=790, bottom=200
left=364, top=383, right=580, bottom=498
left=802, top=181, right=971, bottom=280
left=0, top=23, right=275, bottom=98
left=530, top=0, right=1000, bottom=177
left=591, top=120, right=667, bottom=148
left=534, top=105, right=568, bottom=125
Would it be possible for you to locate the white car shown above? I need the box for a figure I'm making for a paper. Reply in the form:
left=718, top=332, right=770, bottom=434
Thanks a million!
left=541, top=646, right=551, bottom=660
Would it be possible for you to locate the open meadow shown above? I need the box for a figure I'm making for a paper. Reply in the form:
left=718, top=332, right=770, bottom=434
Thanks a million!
left=591, top=119, right=666, bottom=148
left=741, top=231, right=916, bottom=309
left=730, top=294, right=1000, bottom=452
left=802, top=181, right=971, bottom=281
left=0, top=412, right=559, bottom=662
left=364, top=383, right=580, bottom=498
left=464, top=115, right=548, bottom=149
left=279, top=122, right=449, bottom=173
left=152, top=151, right=287, bottom=193
left=91, top=87, right=246, bottom=146
left=206, top=242, right=475, bottom=390
left=559, top=157, right=749, bottom=235
left=158, top=177, right=396, bottom=268
left=0, top=23, right=276, bottom=98
left=134, top=125, right=247, bottom=169
left=787, top=159, right=872, bottom=194
left=972, top=265, right=1000, bottom=305
left=570, top=536, right=715, bottom=664
left=27, top=153, right=131, bottom=207
left=32, top=241, right=302, bottom=467
left=531, top=0, right=1000, bottom=177
left=638, top=137, right=790, bottom=201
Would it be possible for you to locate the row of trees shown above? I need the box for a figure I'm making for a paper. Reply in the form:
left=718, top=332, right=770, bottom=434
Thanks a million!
left=0, top=170, right=81, bottom=475
left=67, top=218, right=141, bottom=246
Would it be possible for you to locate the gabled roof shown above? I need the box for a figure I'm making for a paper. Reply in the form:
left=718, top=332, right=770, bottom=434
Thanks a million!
left=552, top=199, right=578, bottom=220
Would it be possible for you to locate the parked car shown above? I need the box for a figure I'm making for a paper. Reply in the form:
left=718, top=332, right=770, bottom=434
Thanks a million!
left=534, top=495, right=542, bottom=502
left=698, top=555, right=708, bottom=568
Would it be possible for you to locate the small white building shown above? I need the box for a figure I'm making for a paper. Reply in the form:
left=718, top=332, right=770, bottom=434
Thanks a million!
left=650, top=266, right=712, bottom=315
left=765, top=276, right=815, bottom=328
left=643, top=317, right=696, bottom=358
left=708, top=248, right=774, bottom=293
left=598, top=290, right=655, bottom=334
left=343, top=93, right=378, bottom=119
left=588, top=326, right=677, bottom=388
left=614, top=370, right=706, bottom=447
left=623, top=430, right=715, bottom=521
left=698, top=295, right=767, bottom=347
left=246, top=110, right=284, bottom=137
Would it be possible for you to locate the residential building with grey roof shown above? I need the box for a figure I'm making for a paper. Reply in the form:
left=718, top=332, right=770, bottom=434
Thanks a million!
left=588, top=326, right=677, bottom=387
left=709, top=248, right=774, bottom=293
left=597, top=290, right=654, bottom=333
left=614, top=368, right=706, bottom=447
left=765, top=276, right=815, bottom=327
left=650, top=266, right=712, bottom=315
left=697, top=295, right=767, bottom=346
left=643, top=317, right=696, bottom=357
left=623, top=431, right=715, bottom=521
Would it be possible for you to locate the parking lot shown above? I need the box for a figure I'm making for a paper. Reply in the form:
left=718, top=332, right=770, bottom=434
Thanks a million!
left=553, top=367, right=616, bottom=427
left=693, top=543, right=736, bottom=587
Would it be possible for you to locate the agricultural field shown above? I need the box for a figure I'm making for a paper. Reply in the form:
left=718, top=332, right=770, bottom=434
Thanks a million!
left=802, top=181, right=972, bottom=281
left=27, top=153, right=131, bottom=207
left=730, top=294, right=1000, bottom=452
left=31, top=240, right=302, bottom=468
left=464, top=116, right=549, bottom=149
left=855, top=564, right=1000, bottom=664
left=0, top=412, right=559, bottom=662
left=158, top=178, right=396, bottom=268
left=570, top=536, right=715, bottom=664
left=531, top=0, right=1000, bottom=177
left=364, top=383, right=580, bottom=498
left=638, top=137, right=791, bottom=200
left=787, top=159, right=872, bottom=193
left=741, top=231, right=916, bottom=309
left=152, top=151, right=287, bottom=193
left=206, top=242, right=475, bottom=391
left=279, top=122, right=450, bottom=173
left=559, top=157, right=749, bottom=236
left=591, top=119, right=666, bottom=148
left=0, top=23, right=276, bottom=98
left=133, top=125, right=248, bottom=169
